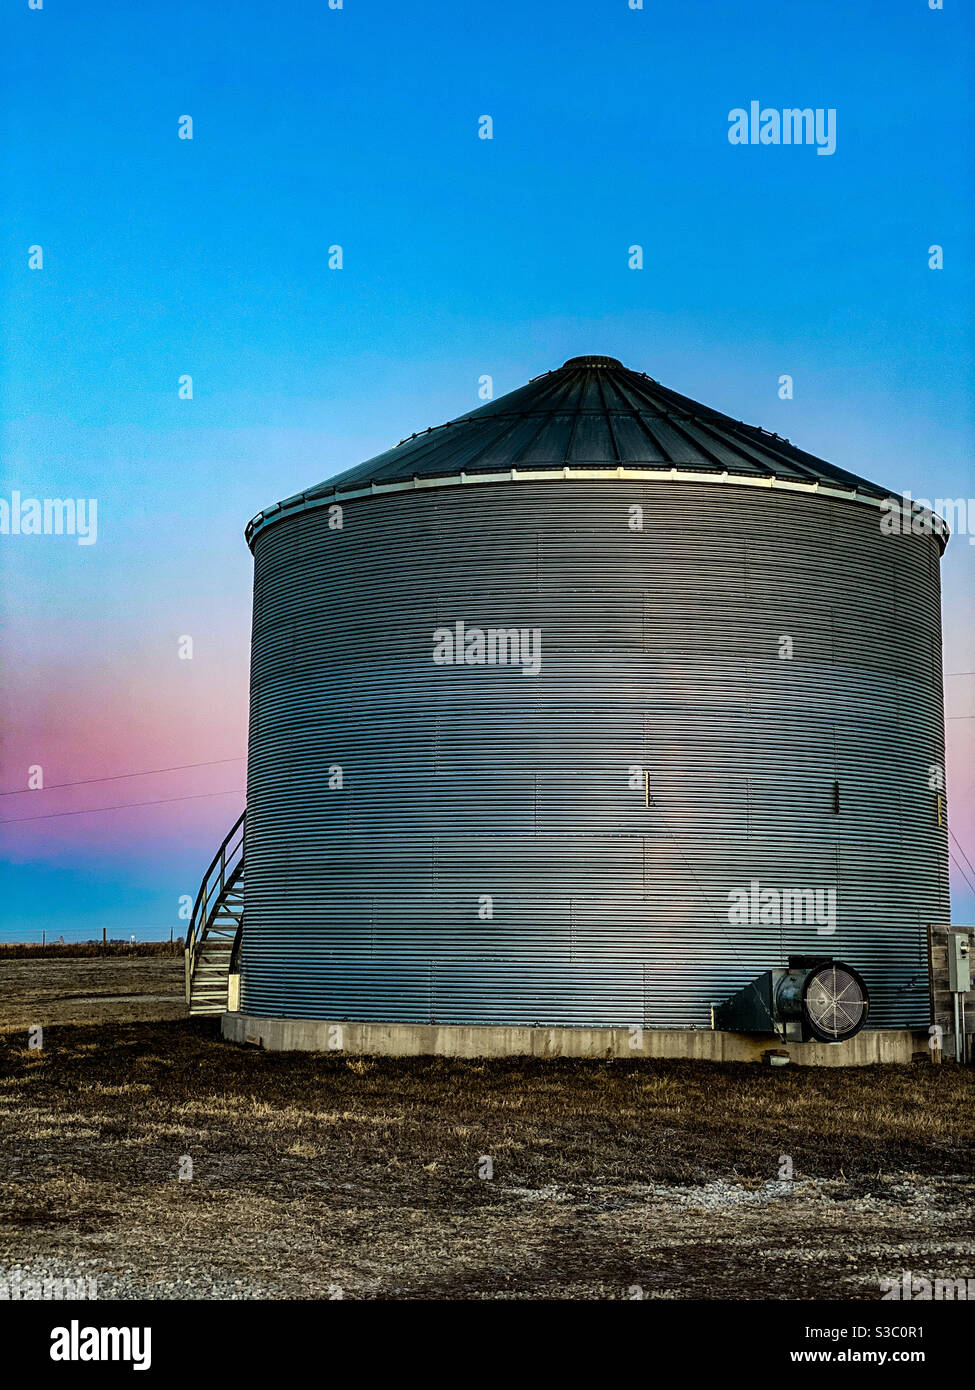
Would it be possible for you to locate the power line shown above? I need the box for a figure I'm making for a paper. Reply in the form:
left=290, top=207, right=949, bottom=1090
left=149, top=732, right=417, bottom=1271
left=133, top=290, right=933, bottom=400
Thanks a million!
left=0, top=789, right=245, bottom=826
left=0, top=756, right=245, bottom=798
left=948, top=826, right=975, bottom=881
left=949, top=850, right=975, bottom=897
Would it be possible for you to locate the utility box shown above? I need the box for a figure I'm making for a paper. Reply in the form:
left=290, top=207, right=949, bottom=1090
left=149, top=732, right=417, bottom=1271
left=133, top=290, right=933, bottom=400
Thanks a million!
left=927, top=925, right=975, bottom=1063
left=948, top=933, right=971, bottom=993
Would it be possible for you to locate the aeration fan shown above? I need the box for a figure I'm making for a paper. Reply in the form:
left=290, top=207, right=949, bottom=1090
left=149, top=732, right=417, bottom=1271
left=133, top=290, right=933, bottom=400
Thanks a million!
left=713, top=957, right=869, bottom=1044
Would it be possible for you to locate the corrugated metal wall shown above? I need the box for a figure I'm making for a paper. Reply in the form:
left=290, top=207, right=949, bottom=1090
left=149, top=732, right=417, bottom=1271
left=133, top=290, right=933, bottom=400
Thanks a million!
left=241, top=481, right=949, bottom=1028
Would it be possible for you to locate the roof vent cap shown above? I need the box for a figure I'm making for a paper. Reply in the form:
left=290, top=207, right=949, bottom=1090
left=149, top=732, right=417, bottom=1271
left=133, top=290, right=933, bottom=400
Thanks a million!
left=561, top=355, right=623, bottom=369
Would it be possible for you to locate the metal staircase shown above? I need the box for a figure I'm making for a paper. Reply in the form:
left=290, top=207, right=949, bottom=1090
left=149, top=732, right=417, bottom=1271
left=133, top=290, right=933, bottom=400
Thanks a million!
left=185, top=810, right=244, bottom=1016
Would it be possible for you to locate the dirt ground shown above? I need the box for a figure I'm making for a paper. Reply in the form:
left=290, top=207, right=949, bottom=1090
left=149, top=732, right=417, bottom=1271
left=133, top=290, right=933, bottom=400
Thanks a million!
left=0, top=958, right=971, bottom=1300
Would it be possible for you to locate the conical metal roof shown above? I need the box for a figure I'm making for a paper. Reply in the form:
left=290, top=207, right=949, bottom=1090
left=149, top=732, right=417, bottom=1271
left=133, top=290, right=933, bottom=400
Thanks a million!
left=247, top=355, right=901, bottom=547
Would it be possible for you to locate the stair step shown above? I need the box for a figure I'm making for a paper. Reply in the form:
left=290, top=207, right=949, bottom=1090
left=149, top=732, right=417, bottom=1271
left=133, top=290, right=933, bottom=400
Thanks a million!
left=186, top=813, right=244, bottom=1014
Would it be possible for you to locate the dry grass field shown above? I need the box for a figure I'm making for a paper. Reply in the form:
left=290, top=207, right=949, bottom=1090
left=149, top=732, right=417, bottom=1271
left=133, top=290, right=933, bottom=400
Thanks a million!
left=0, top=956, right=972, bottom=1300
left=0, top=953, right=186, bottom=1029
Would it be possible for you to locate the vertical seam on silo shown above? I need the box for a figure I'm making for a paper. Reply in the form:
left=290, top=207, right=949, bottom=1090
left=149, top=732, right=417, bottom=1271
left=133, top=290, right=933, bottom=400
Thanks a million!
left=744, top=532, right=752, bottom=720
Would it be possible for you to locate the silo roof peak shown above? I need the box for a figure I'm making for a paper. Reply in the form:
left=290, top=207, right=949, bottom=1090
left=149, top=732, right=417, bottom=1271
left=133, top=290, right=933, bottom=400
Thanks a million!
left=246, top=354, right=927, bottom=549
left=313, top=356, right=892, bottom=501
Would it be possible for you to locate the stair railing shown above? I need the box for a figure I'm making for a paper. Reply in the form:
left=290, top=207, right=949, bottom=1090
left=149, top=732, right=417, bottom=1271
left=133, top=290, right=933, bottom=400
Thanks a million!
left=184, top=809, right=246, bottom=1004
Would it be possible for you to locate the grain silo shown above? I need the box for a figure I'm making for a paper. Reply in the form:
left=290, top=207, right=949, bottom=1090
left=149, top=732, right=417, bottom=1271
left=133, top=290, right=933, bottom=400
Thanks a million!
left=186, top=356, right=950, bottom=1061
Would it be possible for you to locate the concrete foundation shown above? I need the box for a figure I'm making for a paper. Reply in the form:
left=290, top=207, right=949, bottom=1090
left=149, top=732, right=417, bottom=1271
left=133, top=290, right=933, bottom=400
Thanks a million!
left=221, top=1012, right=931, bottom=1066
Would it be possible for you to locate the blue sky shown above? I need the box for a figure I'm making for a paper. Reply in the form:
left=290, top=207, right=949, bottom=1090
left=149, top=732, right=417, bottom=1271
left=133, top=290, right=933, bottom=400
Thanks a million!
left=1, top=0, right=973, bottom=937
